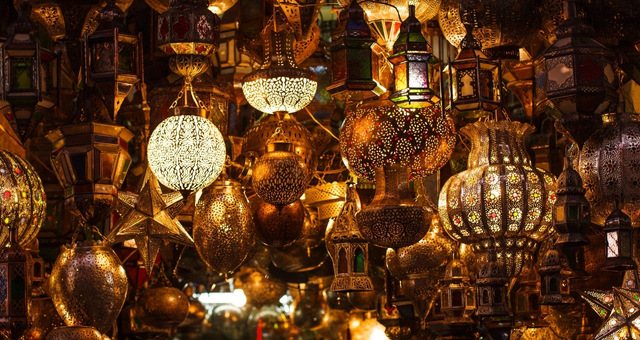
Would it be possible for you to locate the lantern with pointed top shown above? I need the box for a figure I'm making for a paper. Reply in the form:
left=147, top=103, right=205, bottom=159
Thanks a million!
left=553, top=155, right=590, bottom=246
left=328, top=181, right=374, bottom=292
left=389, top=5, right=439, bottom=108
left=439, top=257, right=476, bottom=320
left=86, top=1, right=140, bottom=121
left=476, top=250, right=509, bottom=317
left=603, top=206, right=635, bottom=271
left=327, top=1, right=384, bottom=101
left=539, top=248, right=573, bottom=305
left=447, top=23, right=500, bottom=121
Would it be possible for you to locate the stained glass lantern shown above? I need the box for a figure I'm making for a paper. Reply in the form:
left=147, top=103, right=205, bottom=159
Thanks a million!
left=476, top=250, right=509, bottom=317
left=340, top=98, right=456, bottom=181
left=0, top=150, right=45, bottom=249
left=389, top=5, right=439, bottom=109
left=579, top=112, right=640, bottom=227
left=86, top=1, right=140, bottom=121
left=242, top=11, right=317, bottom=115
left=439, top=121, right=557, bottom=277
left=214, top=22, right=241, bottom=76
left=0, top=228, right=31, bottom=339
left=439, top=257, right=476, bottom=320
left=447, top=23, right=500, bottom=122
left=1, top=3, right=42, bottom=139
left=326, top=1, right=385, bottom=101
left=157, top=0, right=220, bottom=57
left=603, top=207, right=635, bottom=271
left=541, top=1, right=616, bottom=147
left=539, top=248, right=573, bottom=305
left=328, top=182, right=374, bottom=292
left=553, top=156, right=590, bottom=246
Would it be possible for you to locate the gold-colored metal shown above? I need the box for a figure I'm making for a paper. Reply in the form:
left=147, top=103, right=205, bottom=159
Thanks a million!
left=106, top=171, right=193, bottom=275
left=31, top=4, right=65, bottom=41
left=251, top=197, right=304, bottom=248
left=234, top=266, right=287, bottom=307
left=48, top=243, right=128, bottom=333
left=252, top=150, right=310, bottom=207
left=303, top=181, right=346, bottom=221
left=24, top=297, right=65, bottom=340
left=45, top=326, right=106, bottom=340
left=193, top=178, right=254, bottom=275
left=135, top=287, right=190, bottom=330
left=0, top=150, right=46, bottom=248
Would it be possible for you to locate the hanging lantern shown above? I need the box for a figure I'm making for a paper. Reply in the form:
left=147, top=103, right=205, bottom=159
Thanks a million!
left=157, top=0, right=220, bottom=56
left=603, top=207, right=635, bottom=271
left=359, top=0, right=403, bottom=52
left=0, top=150, right=46, bottom=248
left=135, top=286, right=190, bottom=330
left=327, top=1, right=384, bottom=101
left=48, top=243, right=128, bottom=333
left=579, top=112, right=640, bottom=227
left=193, top=178, right=254, bottom=275
left=553, top=155, right=590, bottom=246
left=241, top=10, right=317, bottom=115
left=0, top=228, right=31, bottom=340
left=439, top=121, right=557, bottom=277
left=1, top=3, right=43, bottom=140
left=439, top=257, right=476, bottom=320
left=476, top=250, right=509, bottom=317
left=447, top=23, right=500, bottom=122
left=389, top=5, right=439, bottom=109
left=234, top=266, right=287, bottom=307
left=86, top=1, right=140, bottom=121
left=340, top=98, right=456, bottom=180
left=511, top=260, right=544, bottom=329
left=328, top=181, right=374, bottom=292
left=540, top=0, right=616, bottom=147
left=538, top=248, right=573, bottom=305
left=214, top=22, right=242, bottom=76
left=251, top=197, right=304, bottom=248
left=45, top=326, right=106, bottom=340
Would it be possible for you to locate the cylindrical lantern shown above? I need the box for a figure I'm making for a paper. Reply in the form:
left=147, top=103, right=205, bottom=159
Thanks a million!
left=579, top=112, right=640, bottom=227
left=439, top=121, right=556, bottom=277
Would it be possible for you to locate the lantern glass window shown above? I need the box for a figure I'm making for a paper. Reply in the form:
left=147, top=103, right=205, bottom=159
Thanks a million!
left=10, top=57, right=34, bottom=91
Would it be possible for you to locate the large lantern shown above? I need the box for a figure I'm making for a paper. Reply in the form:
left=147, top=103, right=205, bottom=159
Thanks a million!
left=447, top=24, right=500, bottom=122
left=540, top=1, right=616, bottom=147
left=439, top=121, right=557, bottom=277
left=389, top=5, right=439, bottom=109
left=579, top=112, right=640, bottom=227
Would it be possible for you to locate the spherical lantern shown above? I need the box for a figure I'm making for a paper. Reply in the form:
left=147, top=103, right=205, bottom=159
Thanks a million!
left=579, top=112, right=640, bottom=227
left=438, top=121, right=557, bottom=277
left=0, top=150, right=46, bottom=248
left=251, top=197, right=304, bottom=248
left=135, top=287, right=190, bottom=330
left=147, top=114, right=226, bottom=192
left=340, top=99, right=456, bottom=180
left=252, top=151, right=309, bottom=206
left=193, top=178, right=255, bottom=275
left=234, top=267, right=287, bottom=307
left=241, top=11, right=317, bottom=115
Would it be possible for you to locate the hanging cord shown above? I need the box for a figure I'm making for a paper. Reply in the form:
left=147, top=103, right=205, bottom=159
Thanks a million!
left=304, top=107, right=340, bottom=141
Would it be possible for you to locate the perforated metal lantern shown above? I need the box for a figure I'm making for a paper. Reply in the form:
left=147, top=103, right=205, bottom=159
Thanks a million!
left=438, top=258, right=476, bottom=320
left=439, top=121, right=557, bottom=277
left=340, top=98, right=456, bottom=181
left=157, top=0, right=220, bottom=56
left=553, top=156, right=590, bottom=246
left=579, top=112, right=640, bottom=227
left=389, top=5, right=439, bottom=109
left=476, top=250, right=509, bottom=317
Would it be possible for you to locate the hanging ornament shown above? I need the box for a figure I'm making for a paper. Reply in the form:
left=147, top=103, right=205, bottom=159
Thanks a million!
left=156, top=0, right=220, bottom=56
left=340, top=99, right=456, bottom=180
left=0, top=150, right=46, bottom=248
left=135, top=286, right=190, bottom=331
left=476, top=249, right=509, bottom=317
left=439, top=120, right=557, bottom=277
left=234, top=266, right=287, bottom=307
left=328, top=181, right=374, bottom=292
left=251, top=197, right=304, bottom=248
left=45, top=326, right=106, bottom=340
left=48, top=243, right=128, bottom=333
left=106, top=171, right=194, bottom=275
left=602, top=207, right=635, bottom=271
left=193, top=177, right=254, bottom=275
left=579, top=112, right=640, bottom=227
left=553, top=153, right=590, bottom=247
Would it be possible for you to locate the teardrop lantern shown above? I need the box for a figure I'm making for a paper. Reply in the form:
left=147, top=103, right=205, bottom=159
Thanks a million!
left=439, top=121, right=557, bottom=277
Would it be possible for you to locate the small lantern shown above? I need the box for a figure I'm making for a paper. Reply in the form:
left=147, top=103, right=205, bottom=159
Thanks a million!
left=157, top=0, right=220, bottom=56
left=326, top=1, right=384, bottom=101
left=86, top=1, right=140, bottom=121
left=476, top=250, right=509, bottom=317
left=603, top=206, right=635, bottom=271
left=512, top=260, right=544, bottom=328
left=539, top=248, right=573, bottom=305
left=447, top=23, right=500, bottom=121
left=389, top=5, right=439, bottom=109
left=0, top=228, right=32, bottom=340
left=328, top=181, right=374, bottom=292
left=1, top=3, right=42, bottom=139
left=214, top=22, right=241, bottom=76
left=439, top=257, right=476, bottom=320
left=553, top=156, right=590, bottom=246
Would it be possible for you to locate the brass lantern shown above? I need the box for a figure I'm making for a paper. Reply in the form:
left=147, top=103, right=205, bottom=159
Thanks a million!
left=0, top=228, right=31, bottom=340
left=157, top=0, right=220, bottom=57
left=603, top=207, right=635, bottom=271
left=328, top=181, right=374, bottom=292
left=476, top=250, right=509, bottom=317
left=86, top=1, right=140, bottom=121
left=327, top=1, right=384, bottom=101
left=553, top=155, right=590, bottom=246
left=447, top=23, right=500, bottom=121
left=539, top=248, right=573, bottom=305
left=1, top=3, right=42, bottom=139
left=439, top=257, right=476, bottom=321
left=389, top=5, right=439, bottom=109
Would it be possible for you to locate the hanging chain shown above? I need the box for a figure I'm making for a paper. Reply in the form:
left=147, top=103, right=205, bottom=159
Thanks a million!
left=169, top=77, right=207, bottom=111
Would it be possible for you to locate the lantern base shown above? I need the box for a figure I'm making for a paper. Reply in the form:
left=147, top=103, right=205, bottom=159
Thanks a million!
left=603, top=257, right=637, bottom=272
left=330, top=275, right=374, bottom=292
left=390, top=88, right=440, bottom=109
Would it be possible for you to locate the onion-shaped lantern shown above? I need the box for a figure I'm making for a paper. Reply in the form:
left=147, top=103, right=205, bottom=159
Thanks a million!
left=0, top=150, right=46, bottom=248
left=438, top=121, right=557, bottom=277
left=340, top=98, right=456, bottom=180
left=241, top=11, right=317, bottom=115
left=579, top=112, right=640, bottom=227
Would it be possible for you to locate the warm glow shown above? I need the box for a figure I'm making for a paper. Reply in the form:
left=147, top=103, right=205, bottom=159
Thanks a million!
left=242, top=76, right=317, bottom=114
left=195, top=289, right=247, bottom=307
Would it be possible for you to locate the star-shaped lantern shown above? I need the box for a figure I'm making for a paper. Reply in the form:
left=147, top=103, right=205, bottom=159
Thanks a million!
left=581, top=270, right=640, bottom=339
left=107, top=169, right=193, bottom=275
